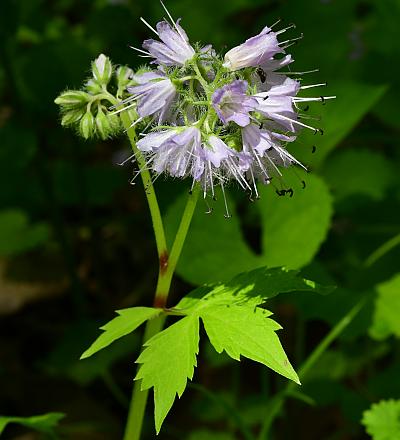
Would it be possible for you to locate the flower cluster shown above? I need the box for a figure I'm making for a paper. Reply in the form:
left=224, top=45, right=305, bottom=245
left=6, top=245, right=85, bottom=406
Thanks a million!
left=115, top=4, right=334, bottom=208
left=55, top=2, right=335, bottom=213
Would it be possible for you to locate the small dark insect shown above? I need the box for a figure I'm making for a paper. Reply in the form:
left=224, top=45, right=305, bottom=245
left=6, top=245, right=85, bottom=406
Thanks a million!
left=256, top=67, right=267, bottom=83
left=301, top=180, right=306, bottom=189
left=263, top=94, right=269, bottom=100
left=312, top=145, right=317, bottom=153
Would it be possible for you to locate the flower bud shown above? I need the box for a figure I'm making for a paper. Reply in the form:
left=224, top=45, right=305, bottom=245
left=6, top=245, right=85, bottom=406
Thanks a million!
left=116, top=65, right=134, bottom=90
left=95, top=109, right=111, bottom=140
left=85, top=79, right=103, bottom=95
left=61, top=108, right=85, bottom=126
left=91, top=54, right=112, bottom=86
left=54, top=90, right=90, bottom=108
left=108, top=113, right=122, bottom=133
left=80, top=112, right=95, bottom=139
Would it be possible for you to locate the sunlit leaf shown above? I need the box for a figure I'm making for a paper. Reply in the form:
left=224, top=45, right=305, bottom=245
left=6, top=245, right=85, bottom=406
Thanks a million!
left=201, top=305, right=299, bottom=383
left=135, top=315, right=200, bottom=433
left=81, top=307, right=161, bottom=359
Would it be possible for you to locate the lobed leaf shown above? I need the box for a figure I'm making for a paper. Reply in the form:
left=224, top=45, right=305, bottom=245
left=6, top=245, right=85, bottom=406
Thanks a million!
left=362, top=399, right=400, bottom=440
left=135, top=315, right=200, bottom=433
left=201, top=305, right=300, bottom=384
left=81, top=307, right=161, bottom=359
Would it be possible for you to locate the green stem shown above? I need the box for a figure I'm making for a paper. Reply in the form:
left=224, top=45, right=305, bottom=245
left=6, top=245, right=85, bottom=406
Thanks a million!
left=120, top=111, right=168, bottom=260
left=123, top=187, right=200, bottom=440
left=364, top=232, right=400, bottom=267
left=120, top=111, right=201, bottom=440
left=258, top=297, right=367, bottom=440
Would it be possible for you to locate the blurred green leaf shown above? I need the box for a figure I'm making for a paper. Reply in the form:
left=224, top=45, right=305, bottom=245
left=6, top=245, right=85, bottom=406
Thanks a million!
left=165, top=173, right=332, bottom=284
left=322, top=149, right=396, bottom=201
left=81, top=307, right=161, bottom=359
left=294, top=82, right=387, bottom=168
left=43, top=320, right=140, bottom=386
left=362, top=399, right=400, bottom=440
left=0, top=209, right=50, bottom=256
left=259, top=172, right=332, bottom=269
left=165, top=189, right=258, bottom=284
left=188, top=430, right=235, bottom=440
left=370, top=274, right=400, bottom=340
left=0, top=412, right=65, bottom=436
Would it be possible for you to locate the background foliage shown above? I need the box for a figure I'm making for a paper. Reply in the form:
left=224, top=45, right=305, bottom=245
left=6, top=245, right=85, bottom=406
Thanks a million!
left=0, top=0, right=399, bottom=438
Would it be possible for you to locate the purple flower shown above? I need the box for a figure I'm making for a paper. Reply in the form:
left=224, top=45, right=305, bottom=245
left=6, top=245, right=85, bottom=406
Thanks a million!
left=143, top=20, right=195, bottom=67
left=212, top=80, right=257, bottom=127
left=252, top=74, right=300, bottom=132
left=127, top=71, right=177, bottom=123
left=223, top=25, right=284, bottom=71
left=138, top=126, right=202, bottom=178
left=242, top=124, right=305, bottom=184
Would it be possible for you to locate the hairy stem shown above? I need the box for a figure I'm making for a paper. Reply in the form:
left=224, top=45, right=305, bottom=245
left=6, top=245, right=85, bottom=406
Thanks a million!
left=258, top=297, right=367, bottom=440
left=120, top=111, right=201, bottom=440
left=120, top=111, right=168, bottom=259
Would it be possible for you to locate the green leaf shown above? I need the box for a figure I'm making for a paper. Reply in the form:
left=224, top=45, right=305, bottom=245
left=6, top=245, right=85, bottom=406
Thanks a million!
left=165, top=189, right=259, bottom=285
left=175, top=267, right=333, bottom=313
left=0, top=412, right=65, bottom=435
left=0, top=210, right=50, bottom=256
left=370, top=274, right=400, bottom=340
left=258, top=173, right=333, bottom=269
left=322, top=149, right=396, bottom=201
left=201, top=305, right=299, bottom=384
left=81, top=307, right=161, bottom=359
left=135, top=315, right=200, bottom=433
left=173, top=268, right=324, bottom=390
left=188, top=430, right=236, bottom=440
left=165, top=174, right=333, bottom=284
left=294, top=82, right=388, bottom=168
left=362, top=400, right=400, bottom=440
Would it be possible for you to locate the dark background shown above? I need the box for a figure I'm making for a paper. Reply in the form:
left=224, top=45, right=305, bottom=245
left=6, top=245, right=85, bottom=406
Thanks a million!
left=0, top=0, right=400, bottom=439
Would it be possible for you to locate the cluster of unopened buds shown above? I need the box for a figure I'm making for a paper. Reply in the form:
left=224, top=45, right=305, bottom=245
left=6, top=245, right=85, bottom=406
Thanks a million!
left=55, top=1, right=335, bottom=216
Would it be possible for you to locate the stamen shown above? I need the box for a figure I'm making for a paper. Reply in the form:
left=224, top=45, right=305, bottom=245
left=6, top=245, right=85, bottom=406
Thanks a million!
left=276, top=23, right=296, bottom=35
left=280, top=33, right=304, bottom=46
left=123, top=117, right=144, bottom=132
left=300, top=83, right=327, bottom=90
left=140, top=17, right=159, bottom=36
left=160, top=0, right=187, bottom=43
left=278, top=69, right=319, bottom=75
left=129, top=45, right=153, bottom=56
left=220, top=182, right=231, bottom=219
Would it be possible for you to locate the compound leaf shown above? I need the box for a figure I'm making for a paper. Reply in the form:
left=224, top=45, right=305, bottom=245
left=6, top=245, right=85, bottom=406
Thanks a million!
left=201, top=305, right=299, bottom=384
left=81, top=307, right=161, bottom=359
left=136, top=315, right=200, bottom=433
